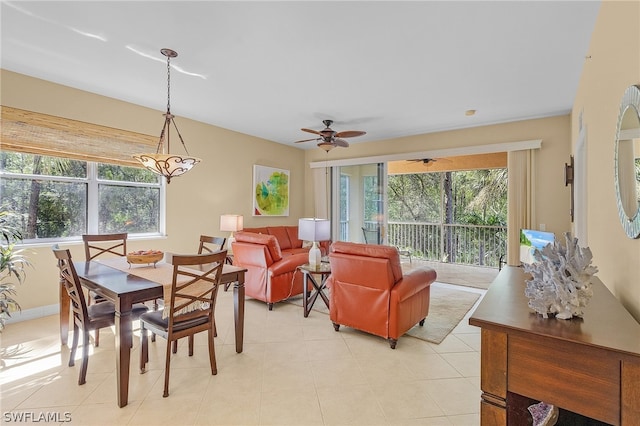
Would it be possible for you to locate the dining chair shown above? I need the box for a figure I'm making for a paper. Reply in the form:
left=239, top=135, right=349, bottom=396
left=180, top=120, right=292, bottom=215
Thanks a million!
left=139, top=250, right=227, bottom=398
left=198, top=235, right=233, bottom=289
left=198, top=235, right=226, bottom=254
left=82, top=233, right=128, bottom=346
left=52, top=245, right=148, bottom=385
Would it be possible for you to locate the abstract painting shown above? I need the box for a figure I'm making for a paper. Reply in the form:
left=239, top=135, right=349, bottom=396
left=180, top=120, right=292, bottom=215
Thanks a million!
left=253, top=165, right=290, bottom=216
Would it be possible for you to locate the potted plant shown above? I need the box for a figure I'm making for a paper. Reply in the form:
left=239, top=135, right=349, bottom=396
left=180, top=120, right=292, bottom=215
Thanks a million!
left=0, top=210, right=30, bottom=331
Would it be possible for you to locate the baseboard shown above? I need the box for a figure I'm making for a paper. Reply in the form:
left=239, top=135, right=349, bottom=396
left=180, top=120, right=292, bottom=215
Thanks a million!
left=3, top=304, right=59, bottom=324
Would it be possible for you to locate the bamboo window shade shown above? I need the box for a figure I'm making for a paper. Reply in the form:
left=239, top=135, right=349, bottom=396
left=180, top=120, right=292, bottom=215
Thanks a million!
left=1, top=106, right=158, bottom=168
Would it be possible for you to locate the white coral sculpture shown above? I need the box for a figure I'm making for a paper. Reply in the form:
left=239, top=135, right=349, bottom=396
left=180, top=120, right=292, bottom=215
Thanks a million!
left=523, top=232, right=598, bottom=319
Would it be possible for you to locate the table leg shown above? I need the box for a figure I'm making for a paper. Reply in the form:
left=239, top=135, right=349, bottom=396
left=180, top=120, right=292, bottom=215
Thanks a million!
left=318, top=275, right=330, bottom=308
left=302, top=272, right=311, bottom=317
left=233, top=272, right=245, bottom=353
left=59, top=278, right=70, bottom=346
left=114, top=303, right=133, bottom=408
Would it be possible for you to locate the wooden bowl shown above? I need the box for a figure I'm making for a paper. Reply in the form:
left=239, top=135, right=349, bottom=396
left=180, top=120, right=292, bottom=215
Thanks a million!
left=126, top=252, right=164, bottom=266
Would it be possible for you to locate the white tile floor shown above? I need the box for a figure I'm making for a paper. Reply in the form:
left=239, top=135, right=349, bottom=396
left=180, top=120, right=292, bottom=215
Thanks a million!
left=1, top=281, right=488, bottom=426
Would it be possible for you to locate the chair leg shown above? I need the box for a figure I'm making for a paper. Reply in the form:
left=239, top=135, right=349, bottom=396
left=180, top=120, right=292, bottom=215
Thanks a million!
left=419, top=318, right=426, bottom=326
left=172, top=340, right=178, bottom=354
left=69, top=323, right=79, bottom=367
left=140, top=324, right=148, bottom=373
left=94, top=329, right=100, bottom=347
left=79, top=329, right=91, bottom=385
left=163, top=339, right=173, bottom=398
left=333, top=323, right=340, bottom=332
left=268, top=303, right=273, bottom=311
left=208, top=328, right=217, bottom=375
left=388, top=338, right=397, bottom=349
left=188, top=335, right=194, bottom=356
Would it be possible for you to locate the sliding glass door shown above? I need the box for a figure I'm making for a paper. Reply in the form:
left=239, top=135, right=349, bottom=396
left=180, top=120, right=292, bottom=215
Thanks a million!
left=331, top=162, right=386, bottom=244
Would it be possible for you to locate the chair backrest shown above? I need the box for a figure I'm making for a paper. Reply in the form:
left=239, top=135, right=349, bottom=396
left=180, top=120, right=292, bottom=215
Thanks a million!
left=82, top=233, right=128, bottom=261
left=329, top=241, right=404, bottom=288
left=165, top=251, right=227, bottom=325
left=52, top=246, right=90, bottom=324
left=362, top=227, right=381, bottom=245
left=198, top=235, right=226, bottom=254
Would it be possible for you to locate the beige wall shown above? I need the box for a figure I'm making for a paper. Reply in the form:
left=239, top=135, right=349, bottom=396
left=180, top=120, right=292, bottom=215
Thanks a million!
left=304, top=115, right=573, bottom=240
left=571, top=0, right=640, bottom=320
left=1, top=70, right=306, bottom=312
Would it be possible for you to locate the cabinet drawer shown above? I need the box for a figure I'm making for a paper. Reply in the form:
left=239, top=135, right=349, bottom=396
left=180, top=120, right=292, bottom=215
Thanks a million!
left=508, top=334, right=619, bottom=425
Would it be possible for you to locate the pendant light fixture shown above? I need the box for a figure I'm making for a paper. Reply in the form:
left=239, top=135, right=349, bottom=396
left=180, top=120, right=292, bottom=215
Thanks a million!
left=134, top=48, right=200, bottom=183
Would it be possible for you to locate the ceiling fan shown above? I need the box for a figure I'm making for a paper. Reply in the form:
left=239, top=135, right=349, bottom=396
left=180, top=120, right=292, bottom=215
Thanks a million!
left=295, top=119, right=366, bottom=151
left=408, top=158, right=453, bottom=166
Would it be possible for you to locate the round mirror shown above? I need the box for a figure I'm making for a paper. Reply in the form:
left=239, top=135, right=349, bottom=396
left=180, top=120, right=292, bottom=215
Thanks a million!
left=614, top=84, right=640, bottom=238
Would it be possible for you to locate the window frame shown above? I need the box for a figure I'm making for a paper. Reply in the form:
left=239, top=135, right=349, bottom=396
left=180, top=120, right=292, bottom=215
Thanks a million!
left=0, top=157, right=166, bottom=245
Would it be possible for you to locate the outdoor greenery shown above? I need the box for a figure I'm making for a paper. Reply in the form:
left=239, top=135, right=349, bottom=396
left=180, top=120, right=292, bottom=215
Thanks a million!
left=0, top=152, right=161, bottom=241
left=0, top=210, right=31, bottom=331
left=387, top=168, right=507, bottom=267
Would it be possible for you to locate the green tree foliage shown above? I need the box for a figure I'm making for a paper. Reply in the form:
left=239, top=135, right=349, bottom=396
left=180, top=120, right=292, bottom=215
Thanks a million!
left=387, top=168, right=507, bottom=267
left=0, top=152, right=160, bottom=240
left=387, top=173, right=441, bottom=221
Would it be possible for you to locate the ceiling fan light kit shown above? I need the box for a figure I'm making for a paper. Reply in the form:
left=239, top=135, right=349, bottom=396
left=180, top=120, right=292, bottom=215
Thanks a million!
left=295, top=119, right=366, bottom=151
left=133, top=48, right=201, bottom=183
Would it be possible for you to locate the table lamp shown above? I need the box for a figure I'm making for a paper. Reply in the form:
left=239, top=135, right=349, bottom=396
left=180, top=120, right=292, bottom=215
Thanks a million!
left=298, top=218, right=330, bottom=267
left=220, top=214, right=243, bottom=253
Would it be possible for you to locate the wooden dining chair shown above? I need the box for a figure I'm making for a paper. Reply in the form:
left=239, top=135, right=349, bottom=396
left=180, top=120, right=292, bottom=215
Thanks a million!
left=198, top=235, right=226, bottom=254
left=198, top=235, right=233, bottom=289
left=139, top=250, right=227, bottom=398
left=82, top=233, right=128, bottom=346
left=82, top=232, right=128, bottom=260
left=53, top=245, right=148, bottom=385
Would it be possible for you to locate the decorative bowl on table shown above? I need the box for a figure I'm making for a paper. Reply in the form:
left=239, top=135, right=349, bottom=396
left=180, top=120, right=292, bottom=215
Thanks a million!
left=126, top=250, right=164, bottom=267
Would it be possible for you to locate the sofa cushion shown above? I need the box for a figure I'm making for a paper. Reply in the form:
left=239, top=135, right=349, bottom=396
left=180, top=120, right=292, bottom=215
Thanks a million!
left=243, top=227, right=268, bottom=235
left=235, top=232, right=283, bottom=263
left=285, top=226, right=303, bottom=249
left=267, top=226, right=292, bottom=251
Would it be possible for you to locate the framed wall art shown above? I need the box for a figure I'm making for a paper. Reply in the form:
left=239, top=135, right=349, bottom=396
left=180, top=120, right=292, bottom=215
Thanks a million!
left=253, top=165, right=290, bottom=216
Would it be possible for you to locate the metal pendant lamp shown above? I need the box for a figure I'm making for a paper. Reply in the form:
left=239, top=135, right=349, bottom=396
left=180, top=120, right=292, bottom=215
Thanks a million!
left=134, top=48, right=201, bottom=183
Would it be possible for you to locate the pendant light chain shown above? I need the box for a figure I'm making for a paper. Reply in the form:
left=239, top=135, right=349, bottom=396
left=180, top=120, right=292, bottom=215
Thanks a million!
left=133, top=48, right=201, bottom=183
left=166, top=53, right=171, bottom=114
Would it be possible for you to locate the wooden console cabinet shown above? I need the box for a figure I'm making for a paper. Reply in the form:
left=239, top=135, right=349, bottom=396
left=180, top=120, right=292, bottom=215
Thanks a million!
left=469, top=266, right=640, bottom=425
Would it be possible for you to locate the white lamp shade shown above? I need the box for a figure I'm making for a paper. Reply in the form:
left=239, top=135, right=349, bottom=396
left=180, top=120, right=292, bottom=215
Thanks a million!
left=298, top=218, right=331, bottom=242
left=220, top=214, right=244, bottom=232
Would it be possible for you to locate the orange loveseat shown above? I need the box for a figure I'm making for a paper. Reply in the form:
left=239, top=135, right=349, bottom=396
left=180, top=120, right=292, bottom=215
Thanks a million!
left=231, top=226, right=330, bottom=309
left=327, top=241, right=437, bottom=348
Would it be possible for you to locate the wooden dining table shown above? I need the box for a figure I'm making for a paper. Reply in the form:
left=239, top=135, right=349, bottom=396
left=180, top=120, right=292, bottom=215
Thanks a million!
left=58, top=257, right=247, bottom=408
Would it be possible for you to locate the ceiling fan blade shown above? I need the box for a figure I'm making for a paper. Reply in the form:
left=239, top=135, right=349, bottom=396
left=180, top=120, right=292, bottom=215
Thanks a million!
left=301, top=128, right=322, bottom=135
left=294, top=137, right=320, bottom=143
left=333, top=138, right=350, bottom=148
left=335, top=130, right=366, bottom=138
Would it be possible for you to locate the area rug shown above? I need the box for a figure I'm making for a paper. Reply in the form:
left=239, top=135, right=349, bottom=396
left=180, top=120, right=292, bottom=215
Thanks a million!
left=406, top=283, right=481, bottom=344
left=285, top=282, right=480, bottom=344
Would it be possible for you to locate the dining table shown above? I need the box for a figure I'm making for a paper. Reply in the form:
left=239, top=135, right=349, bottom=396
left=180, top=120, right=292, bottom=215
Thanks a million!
left=58, top=257, right=247, bottom=408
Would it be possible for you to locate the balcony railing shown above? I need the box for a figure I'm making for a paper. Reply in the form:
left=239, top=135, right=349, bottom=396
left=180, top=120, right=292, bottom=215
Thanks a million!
left=339, top=221, right=506, bottom=269
left=384, top=221, right=506, bottom=269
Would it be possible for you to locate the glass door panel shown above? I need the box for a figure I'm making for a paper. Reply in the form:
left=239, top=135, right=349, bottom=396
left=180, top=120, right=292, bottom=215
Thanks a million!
left=332, top=163, right=386, bottom=244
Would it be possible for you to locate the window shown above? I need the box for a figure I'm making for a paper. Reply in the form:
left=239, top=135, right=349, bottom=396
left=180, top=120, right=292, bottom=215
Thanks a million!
left=0, top=152, right=164, bottom=243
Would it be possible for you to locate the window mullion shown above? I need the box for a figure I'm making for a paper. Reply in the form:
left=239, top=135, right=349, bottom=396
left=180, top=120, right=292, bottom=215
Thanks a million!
left=87, top=162, right=99, bottom=234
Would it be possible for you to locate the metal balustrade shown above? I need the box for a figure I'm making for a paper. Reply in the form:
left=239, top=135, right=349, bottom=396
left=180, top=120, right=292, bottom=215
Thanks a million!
left=338, top=221, right=506, bottom=269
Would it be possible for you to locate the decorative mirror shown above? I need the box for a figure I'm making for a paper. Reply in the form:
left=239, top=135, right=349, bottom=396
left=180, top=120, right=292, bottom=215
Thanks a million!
left=614, top=84, right=640, bottom=238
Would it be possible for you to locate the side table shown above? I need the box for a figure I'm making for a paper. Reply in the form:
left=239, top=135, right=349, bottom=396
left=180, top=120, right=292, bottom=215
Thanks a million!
left=297, top=262, right=331, bottom=317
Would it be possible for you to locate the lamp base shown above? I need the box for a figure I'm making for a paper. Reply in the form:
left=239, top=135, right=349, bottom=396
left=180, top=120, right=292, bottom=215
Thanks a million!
left=308, top=242, right=321, bottom=268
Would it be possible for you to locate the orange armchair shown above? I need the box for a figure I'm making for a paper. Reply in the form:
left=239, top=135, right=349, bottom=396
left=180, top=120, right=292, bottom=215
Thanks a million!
left=231, top=232, right=309, bottom=310
left=327, top=241, right=436, bottom=349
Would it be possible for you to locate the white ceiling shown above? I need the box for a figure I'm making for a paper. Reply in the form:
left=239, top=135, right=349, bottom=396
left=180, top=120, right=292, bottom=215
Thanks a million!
left=1, top=1, right=601, bottom=150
